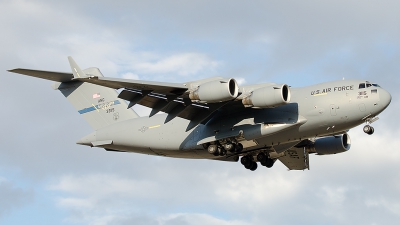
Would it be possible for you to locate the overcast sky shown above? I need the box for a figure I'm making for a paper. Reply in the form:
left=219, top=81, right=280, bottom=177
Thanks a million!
left=1, top=0, right=400, bottom=224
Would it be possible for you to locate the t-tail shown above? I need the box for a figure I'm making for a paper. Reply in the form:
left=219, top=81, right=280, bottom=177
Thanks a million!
left=9, top=57, right=140, bottom=130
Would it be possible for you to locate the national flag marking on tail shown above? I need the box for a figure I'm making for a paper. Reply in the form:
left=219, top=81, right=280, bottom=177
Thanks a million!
left=93, top=93, right=101, bottom=99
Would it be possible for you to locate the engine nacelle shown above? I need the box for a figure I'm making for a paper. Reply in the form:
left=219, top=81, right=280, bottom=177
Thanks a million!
left=189, top=78, right=239, bottom=103
left=308, top=134, right=351, bottom=155
left=242, top=84, right=291, bottom=108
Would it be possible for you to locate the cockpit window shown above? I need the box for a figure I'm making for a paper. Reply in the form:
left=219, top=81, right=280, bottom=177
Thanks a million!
left=366, top=83, right=372, bottom=88
left=359, top=83, right=365, bottom=89
left=372, top=84, right=380, bottom=87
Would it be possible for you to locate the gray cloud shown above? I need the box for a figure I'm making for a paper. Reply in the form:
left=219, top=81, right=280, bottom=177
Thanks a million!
left=0, top=178, right=34, bottom=218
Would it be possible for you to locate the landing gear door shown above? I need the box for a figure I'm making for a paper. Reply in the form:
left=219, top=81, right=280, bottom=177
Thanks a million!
left=278, top=147, right=309, bottom=170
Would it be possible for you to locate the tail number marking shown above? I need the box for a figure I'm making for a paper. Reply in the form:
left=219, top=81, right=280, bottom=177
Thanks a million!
left=98, top=101, right=115, bottom=111
left=78, top=100, right=120, bottom=115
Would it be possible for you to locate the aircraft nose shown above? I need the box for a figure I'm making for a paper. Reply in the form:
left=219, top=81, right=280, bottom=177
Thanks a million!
left=379, top=88, right=392, bottom=112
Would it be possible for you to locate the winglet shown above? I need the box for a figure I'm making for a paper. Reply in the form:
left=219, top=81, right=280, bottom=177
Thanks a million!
left=68, top=56, right=87, bottom=78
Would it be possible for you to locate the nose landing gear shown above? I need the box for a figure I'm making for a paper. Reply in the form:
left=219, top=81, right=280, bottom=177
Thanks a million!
left=362, top=116, right=379, bottom=135
left=363, top=125, right=374, bottom=135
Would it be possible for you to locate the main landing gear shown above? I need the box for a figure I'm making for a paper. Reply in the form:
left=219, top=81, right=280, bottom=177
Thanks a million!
left=207, top=141, right=243, bottom=156
left=206, top=142, right=275, bottom=171
left=240, top=152, right=275, bottom=171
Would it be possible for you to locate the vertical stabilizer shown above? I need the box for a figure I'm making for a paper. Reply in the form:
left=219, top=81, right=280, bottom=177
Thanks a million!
left=68, top=56, right=88, bottom=78
left=53, top=57, right=139, bottom=130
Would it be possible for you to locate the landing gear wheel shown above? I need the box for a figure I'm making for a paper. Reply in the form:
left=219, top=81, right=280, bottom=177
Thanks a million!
left=240, top=155, right=251, bottom=166
left=363, top=125, right=373, bottom=134
left=368, top=127, right=374, bottom=135
left=250, top=162, right=258, bottom=171
left=264, top=158, right=275, bottom=168
left=224, top=142, right=234, bottom=152
left=241, top=155, right=254, bottom=169
left=235, top=143, right=243, bottom=153
left=213, top=150, right=219, bottom=156
left=257, top=152, right=267, bottom=164
left=208, top=145, right=217, bottom=154
left=230, top=143, right=237, bottom=153
left=216, top=146, right=226, bottom=156
left=244, top=161, right=253, bottom=169
left=219, top=148, right=227, bottom=156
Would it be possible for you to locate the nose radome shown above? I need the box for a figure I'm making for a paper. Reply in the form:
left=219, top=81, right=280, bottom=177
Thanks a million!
left=380, top=88, right=392, bottom=109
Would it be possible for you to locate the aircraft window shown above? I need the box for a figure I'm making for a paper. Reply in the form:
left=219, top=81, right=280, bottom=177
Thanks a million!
left=371, top=89, right=377, bottom=94
left=372, top=84, right=380, bottom=87
left=359, top=83, right=365, bottom=89
left=366, top=83, right=372, bottom=88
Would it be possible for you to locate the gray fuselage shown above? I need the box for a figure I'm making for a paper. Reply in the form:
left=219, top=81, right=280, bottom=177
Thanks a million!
left=79, top=79, right=391, bottom=159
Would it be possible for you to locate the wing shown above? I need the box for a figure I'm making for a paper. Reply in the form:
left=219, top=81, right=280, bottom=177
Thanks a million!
left=9, top=60, right=234, bottom=130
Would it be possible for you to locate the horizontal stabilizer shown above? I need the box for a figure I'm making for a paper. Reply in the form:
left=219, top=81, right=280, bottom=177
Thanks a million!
left=8, top=69, right=73, bottom=82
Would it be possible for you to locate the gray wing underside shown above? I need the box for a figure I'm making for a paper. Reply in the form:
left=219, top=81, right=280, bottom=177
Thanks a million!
left=8, top=68, right=231, bottom=129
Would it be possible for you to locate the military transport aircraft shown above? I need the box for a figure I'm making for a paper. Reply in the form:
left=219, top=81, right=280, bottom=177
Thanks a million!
left=8, top=57, right=392, bottom=171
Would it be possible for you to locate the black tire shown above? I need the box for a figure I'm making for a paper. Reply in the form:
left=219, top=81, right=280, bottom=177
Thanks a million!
left=368, top=127, right=374, bottom=135
left=250, top=162, right=258, bottom=171
left=244, top=160, right=253, bottom=169
left=241, top=155, right=250, bottom=165
left=224, top=142, right=234, bottom=152
left=363, top=125, right=372, bottom=134
left=265, top=158, right=274, bottom=168
left=235, top=143, right=243, bottom=153
left=208, top=145, right=217, bottom=154
left=217, top=146, right=223, bottom=156
left=243, top=155, right=254, bottom=169
left=220, top=149, right=227, bottom=156
left=257, top=152, right=267, bottom=164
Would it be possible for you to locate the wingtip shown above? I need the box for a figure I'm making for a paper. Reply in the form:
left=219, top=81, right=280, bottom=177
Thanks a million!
left=7, top=68, right=18, bottom=73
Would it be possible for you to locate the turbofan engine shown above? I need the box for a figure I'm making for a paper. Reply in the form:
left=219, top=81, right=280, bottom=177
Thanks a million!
left=189, top=78, right=239, bottom=103
left=308, top=134, right=351, bottom=155
left=242, top=84, right=291, bottom=108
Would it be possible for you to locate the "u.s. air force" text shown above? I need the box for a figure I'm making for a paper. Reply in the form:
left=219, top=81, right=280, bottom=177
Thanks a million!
left=311, top=85, right=354, bottom=96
